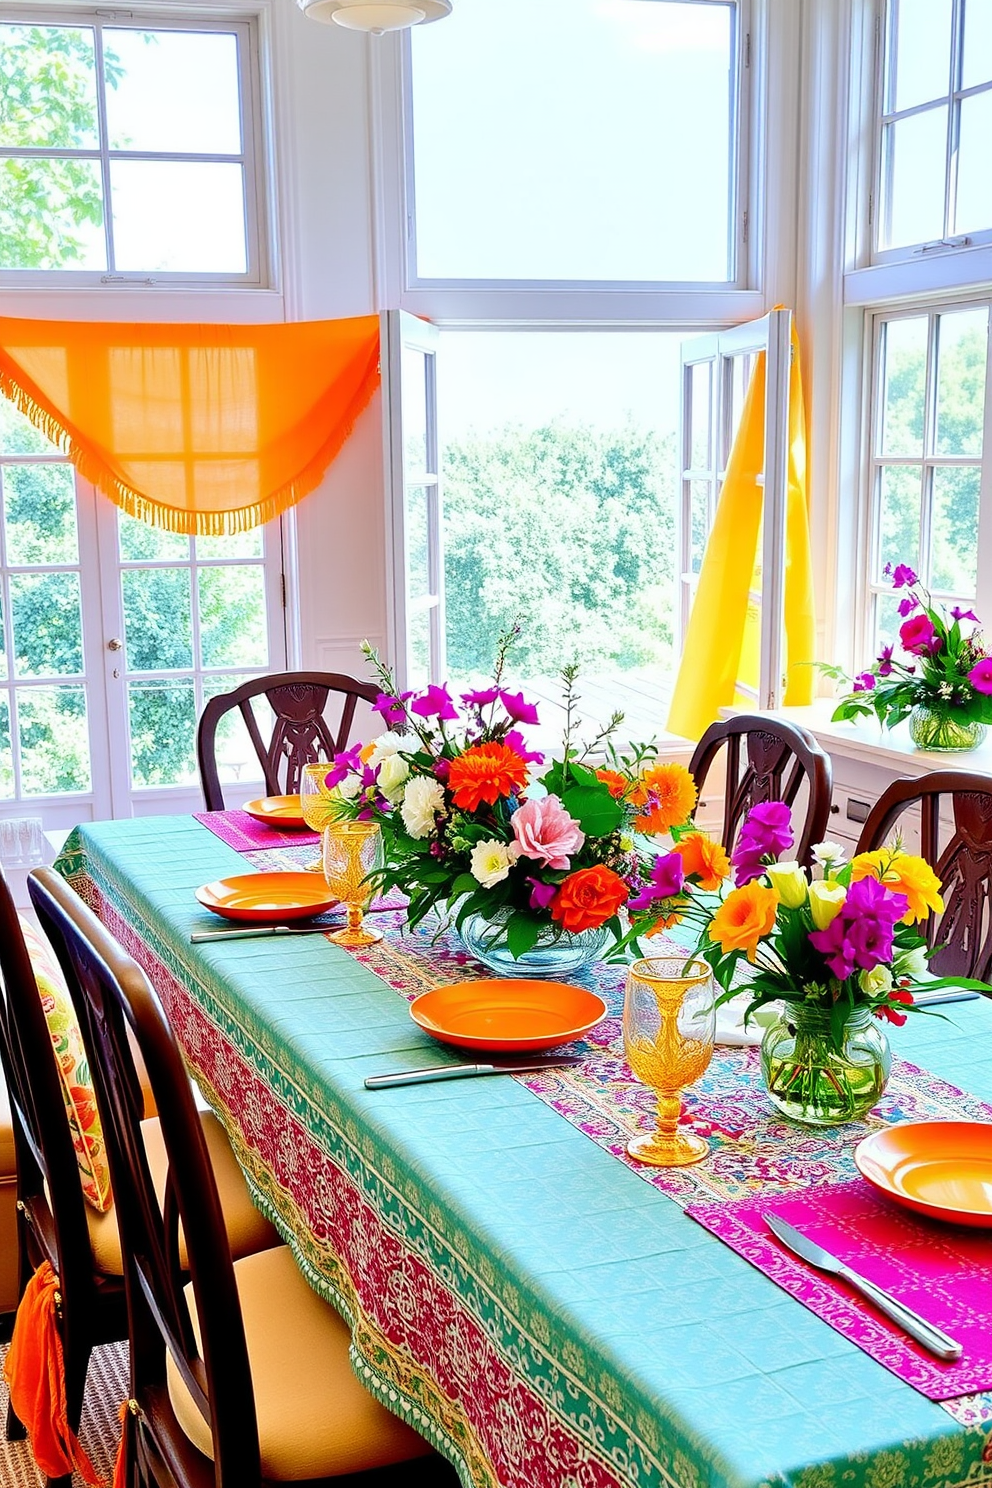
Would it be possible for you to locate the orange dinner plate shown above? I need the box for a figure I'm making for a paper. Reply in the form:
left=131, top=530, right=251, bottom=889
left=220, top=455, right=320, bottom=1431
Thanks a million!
left=409, top=979, right=607, bottom=1052
left=194, top=873, right=337, bottom=922
left=242, top=795, right=308, bottom=829
left=854, top=1120, right=992, bottom=1227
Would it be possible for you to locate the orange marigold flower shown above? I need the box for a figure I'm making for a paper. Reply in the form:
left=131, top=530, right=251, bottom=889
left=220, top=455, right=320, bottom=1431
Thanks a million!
left=595, top=768, right=629, bottom=799
left=645, top=908, right=686, bottom=936
left=447, top=743, right=529, bottom=812
left=551, top=865, right=629, bottom=933
left=709, top=881, right=779, bottom=962
left=671, top=831, right=731, bottom=891
left=633, top=762, right=698, bottom=834
left=849, top=849, right=944, bottom=924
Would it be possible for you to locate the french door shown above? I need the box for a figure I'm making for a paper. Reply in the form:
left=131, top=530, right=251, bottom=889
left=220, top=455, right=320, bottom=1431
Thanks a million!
left=0, top=398, right=286, bottom=835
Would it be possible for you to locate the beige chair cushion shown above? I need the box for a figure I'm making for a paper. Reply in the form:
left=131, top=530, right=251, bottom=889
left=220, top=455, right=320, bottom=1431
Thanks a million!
left=167, top=1244, right=432, bottom=1480
left=86, top=1111, right=278, bottom=1276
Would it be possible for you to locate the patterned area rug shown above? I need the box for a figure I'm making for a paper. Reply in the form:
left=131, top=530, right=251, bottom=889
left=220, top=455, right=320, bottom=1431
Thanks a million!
left=0, top=1340, right=127, bottom=1487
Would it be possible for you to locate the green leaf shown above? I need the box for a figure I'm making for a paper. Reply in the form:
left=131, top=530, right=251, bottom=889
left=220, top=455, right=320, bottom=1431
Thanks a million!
left=446, top=873, right=479, bottom=903
left=561, top=786, right=623, bottom=836
left=505, top=913, right=543, bottom=960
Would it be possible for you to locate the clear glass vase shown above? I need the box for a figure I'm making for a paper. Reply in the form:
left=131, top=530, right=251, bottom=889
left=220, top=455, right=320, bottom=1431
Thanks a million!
left=908, top=704, right=987, bottom=752
left=458, top=909, right=607, bottom=978
left=760, top=1002, right=890, bottom=1126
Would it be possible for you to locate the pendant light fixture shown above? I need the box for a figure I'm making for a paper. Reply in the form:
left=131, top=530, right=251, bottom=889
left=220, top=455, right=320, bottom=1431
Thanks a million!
left=297, top=0, right=452, bottom=31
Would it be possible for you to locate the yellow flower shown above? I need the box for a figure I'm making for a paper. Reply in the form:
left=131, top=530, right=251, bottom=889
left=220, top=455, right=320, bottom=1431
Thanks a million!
left=765, top=861, right=808, bottom=908
left=709, top=881, right=779, bottom=962
left=808, top=880, right=846, bottom=929
left=849, top=848, right=944, bottom=924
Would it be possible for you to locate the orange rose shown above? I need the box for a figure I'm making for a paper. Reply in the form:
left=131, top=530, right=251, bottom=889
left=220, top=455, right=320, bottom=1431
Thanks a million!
left=708, top=881, right=779, bottom=962
left=671, top=831, right=731, bottom=891
left=447, top=743, right=529, bottom=812
left=551, top=865, right=629, bottom=933
left=633, top=763, right=698, bottom=834
left=595, top=768, right=629, bottom=800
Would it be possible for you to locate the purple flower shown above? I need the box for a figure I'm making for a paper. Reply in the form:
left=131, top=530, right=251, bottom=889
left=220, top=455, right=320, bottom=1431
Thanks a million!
left=627, top=852, right=685, bottom=912
left=951, top=607, right=980, bottom=623
left=855, top=671, right=876, bottom=691
left=732, top=802, right=794, bottom=884
left=877, top=645, right=894, bottom=677
left=897, top=594, right=920, bottom=617
left=968, top=657, right=992, bottom=695
left=505, top=729, right=544, bottom=765
left=899, top=614, right=937, bottom=656
left=527, top=878, right=558, bottom=911
left=499, top=690, right=540, bottom=726
left=810, top=876, right=908, bottom=980
left=373, top=692, right=407, bottom=728
left=889, top=563, right=919, bottom=589
left=409, top=684, right=459, bottom=722
left=324, top=746, right=363, bottom=788
left=433, top=758, right=451, bottom=781
left=461, top=687, right=500, bottom=707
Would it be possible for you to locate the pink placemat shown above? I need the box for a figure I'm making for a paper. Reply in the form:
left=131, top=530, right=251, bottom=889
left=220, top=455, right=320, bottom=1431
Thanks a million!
left=194, top=809, right=320, bottom=851
left=686, top=1179, right=992, bottom=1400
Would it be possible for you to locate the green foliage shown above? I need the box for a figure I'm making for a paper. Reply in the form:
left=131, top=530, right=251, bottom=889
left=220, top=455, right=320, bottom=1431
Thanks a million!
left=442, top=421, right=676, bottom=678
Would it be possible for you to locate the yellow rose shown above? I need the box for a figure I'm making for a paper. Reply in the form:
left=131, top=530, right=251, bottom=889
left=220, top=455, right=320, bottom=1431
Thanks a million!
left=849, top=849, right=944, bottom=924
left=808, top=880, right=846, bottom=929
left=765, top=861, right=808, bottom=908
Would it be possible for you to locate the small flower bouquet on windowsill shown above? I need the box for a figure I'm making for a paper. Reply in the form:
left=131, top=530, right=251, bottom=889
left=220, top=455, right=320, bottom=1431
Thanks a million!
left=828, top=563, right=992, bottom=750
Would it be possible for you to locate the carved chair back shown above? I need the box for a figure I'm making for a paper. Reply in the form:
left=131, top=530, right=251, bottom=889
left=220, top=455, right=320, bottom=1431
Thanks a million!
left=855, top=771, right=992, bottom=983
left=196, top=670, right=378, bottom=811
left=688, top=715, right=833, bottom=869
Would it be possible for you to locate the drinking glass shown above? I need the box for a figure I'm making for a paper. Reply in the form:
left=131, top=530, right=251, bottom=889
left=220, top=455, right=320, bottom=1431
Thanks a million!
left=322, top=820, right=384, bottom=946
left=622, top=956, right=716, bottom=1166
left=300, top=762, right=339, bottom=871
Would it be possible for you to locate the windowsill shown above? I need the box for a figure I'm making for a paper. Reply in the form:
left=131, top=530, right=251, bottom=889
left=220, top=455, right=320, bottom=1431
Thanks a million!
left=735, top=700, right=992, bottom=776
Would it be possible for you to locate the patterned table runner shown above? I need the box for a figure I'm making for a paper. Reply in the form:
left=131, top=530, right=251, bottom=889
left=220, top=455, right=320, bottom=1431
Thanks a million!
left=193, top=808, right=319, bottom=851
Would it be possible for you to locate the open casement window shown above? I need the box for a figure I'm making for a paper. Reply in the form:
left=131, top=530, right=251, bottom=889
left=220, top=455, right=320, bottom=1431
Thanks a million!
left=678, top=307, right=793, bottom=710
left=383, top=310, right=444, bottom=691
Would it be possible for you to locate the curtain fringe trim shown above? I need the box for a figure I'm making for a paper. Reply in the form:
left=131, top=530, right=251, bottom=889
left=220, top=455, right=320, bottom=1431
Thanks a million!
left=0, top=343, right=379, bottom=537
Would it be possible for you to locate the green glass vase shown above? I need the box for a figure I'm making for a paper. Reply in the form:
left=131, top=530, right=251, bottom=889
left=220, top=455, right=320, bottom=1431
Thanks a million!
left=760, top=1002, right=890, bottom=1126
left=908, top=704, right=987, bottom=752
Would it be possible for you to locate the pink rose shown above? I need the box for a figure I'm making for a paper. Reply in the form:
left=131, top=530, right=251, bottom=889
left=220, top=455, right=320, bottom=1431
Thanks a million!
left=510, top=795, right=585, bottom=870
left=968, top=657, right=992, bottom=695
left=899, top=613, right=936, bottom=656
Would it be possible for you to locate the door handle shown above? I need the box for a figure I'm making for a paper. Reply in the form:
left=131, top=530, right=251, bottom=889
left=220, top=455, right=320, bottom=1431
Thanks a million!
left=107, top=638, right=123, bottom=652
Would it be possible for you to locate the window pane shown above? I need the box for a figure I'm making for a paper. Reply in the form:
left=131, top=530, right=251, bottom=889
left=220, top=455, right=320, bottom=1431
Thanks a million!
left=406, top=486, right=432, bottom=600
left=880, top=108, right=947, bottom=250
left=10, top=573, right=84, bottom=676
left=202, top=674, right=269, bottom=785
left=196, top=530, right=262, bottom=559
left=886, top=0, right=952, bottom=112
left=18, top=685, right=91, bottom=793
left=3, top=464, right=78, bottom=564
left=118, top=513, right=189, bottom=561
left=689, top=362, right=712, bottom=472
left=0, top=158, right=105, bottom=270
left=874, top=591, right=903, bottom=654
left=877, top=465, right=921, bottom=577
left=962, top=1, right=992, bottom=89
left=0, top=400, right=56, bottom=455
left=931, top=466, right=980, bottom=594
left=935, top=308, right=988, bottom=456
left=0, top=594, right=6, bottom=680
left=407, top=604, right=432, bottom=691
left=0, top=697, right=11, bottom=797
left=121, top=568, right=193, bottom=670
left=127, top=681, right=196, bottom=786
left=412, top=0, right=735, bottom=282
left=198, top=566, right=267, bottom=668
left=104, top=29, right=242, bottom=154
left=880, top=317, right=927, bottom=455
left=110, top=161, right=247, bottom=273
left=402, top=348, right=430, bottom=477
left=690, top=481, right=710, bottom=575
left=954, top=90, right=992, bottom=237
left=0, top=25, right=98, bottom=148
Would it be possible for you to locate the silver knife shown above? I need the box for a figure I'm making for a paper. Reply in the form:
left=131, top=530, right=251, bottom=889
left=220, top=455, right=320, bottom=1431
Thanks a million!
left=191, top=923, right=338, bottom=943
left=365, top=1056, right=583, bottom=1089
left=764, top=1213, right=962, bottom=1362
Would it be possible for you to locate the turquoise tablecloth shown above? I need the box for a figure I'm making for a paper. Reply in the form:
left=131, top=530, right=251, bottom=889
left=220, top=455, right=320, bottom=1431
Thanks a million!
left=56, top=816, right=992, bottom=1488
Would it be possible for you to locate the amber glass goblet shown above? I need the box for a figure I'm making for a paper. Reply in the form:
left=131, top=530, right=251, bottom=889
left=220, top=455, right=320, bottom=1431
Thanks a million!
left=322, top=820, right=384, bottom=947
left=300, top=763, right=339, bottom=871
left=622, top=956, right=716, bottom=1167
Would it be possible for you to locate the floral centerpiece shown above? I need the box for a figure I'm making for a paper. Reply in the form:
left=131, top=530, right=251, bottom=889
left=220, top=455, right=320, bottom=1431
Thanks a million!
left=320, top=632, right=702, bottom=976
left=635, top=802, right=992, bottom=1123
left=829, top=563, right=992, bottom=750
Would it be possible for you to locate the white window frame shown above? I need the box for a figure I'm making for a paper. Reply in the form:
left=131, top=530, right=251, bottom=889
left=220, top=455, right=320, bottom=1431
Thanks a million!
left=0, top=7, right=270, bottom=288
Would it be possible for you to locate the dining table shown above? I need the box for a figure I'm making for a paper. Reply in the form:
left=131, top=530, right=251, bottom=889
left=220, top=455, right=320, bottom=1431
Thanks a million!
left=53, top=812, right=992, bottom=1488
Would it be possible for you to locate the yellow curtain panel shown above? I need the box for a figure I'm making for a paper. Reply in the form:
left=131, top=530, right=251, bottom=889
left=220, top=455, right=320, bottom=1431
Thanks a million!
left=666, top=325, right=816, bottom=740
left=0, top=314, right=380, bottom=536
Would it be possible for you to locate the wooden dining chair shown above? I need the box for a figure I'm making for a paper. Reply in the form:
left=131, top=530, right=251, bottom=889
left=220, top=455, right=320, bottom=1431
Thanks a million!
left=855, top=771, right=992, bottom=982
left=196, top=670, right=379, bottom=811
left=688, top=714, right=833, bottom=869
left=28, top=867, right=457, bottom=1488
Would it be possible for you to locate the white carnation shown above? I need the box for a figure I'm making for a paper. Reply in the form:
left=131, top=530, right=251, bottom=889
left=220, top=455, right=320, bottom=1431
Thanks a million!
left=334, top=776, right=361, bottom=802
left=377, top=752, right=410, bottom=803
left=368, top=732, right=406, bottom=768
left=470, top=839, right=514, bottom=889
left=400, top=775, right=445, bottom=838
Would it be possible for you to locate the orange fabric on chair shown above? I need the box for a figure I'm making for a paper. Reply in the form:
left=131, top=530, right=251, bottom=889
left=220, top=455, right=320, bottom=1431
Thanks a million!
left=3, top=1260, right=102, bottom=1485
left=0, top=314, right=381, bottom=537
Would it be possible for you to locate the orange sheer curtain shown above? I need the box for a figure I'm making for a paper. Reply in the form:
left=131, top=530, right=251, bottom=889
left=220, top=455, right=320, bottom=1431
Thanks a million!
left=0, top=314, right=380, bottom=536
